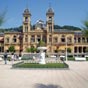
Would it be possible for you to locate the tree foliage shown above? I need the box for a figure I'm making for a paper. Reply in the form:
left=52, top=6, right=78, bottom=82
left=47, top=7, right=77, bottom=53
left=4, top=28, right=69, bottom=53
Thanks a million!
left=38, top=40, right=45, bottom=47
left=8, top=45, right=15, bottom=52
left=67, top=48, right=71, bottom=53
left=54, top=25, right=62, bottom=29
left=54, top=25, right=81, bottom=30
left=82, top=19, right=88, bottom=37
left=26, top=46, right=37, bottom=53
left=0, top=11, right=6, bottom=26
left=62, top=25, right=81, bottom=30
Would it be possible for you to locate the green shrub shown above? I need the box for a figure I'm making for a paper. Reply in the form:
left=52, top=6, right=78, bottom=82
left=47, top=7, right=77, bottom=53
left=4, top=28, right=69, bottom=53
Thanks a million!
left=86, top=57, right=88, bottom=61
left=7, top=57, right=11, bottom=61
left=21, top=57, right=33, bottom=60
left=64, top=57, right=75, bottom=61
left=68, top=57, right=75, bottom=61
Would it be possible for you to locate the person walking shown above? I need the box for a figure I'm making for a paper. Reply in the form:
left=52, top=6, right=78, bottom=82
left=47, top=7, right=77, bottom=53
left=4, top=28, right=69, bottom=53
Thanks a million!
left=4, top=51, right=8, bottom=64
left=11, top=53, right=14, bottom=64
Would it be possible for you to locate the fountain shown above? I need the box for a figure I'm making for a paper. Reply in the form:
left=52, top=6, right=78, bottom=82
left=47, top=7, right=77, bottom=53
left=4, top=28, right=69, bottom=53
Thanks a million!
left=37, top=47, right=47, bottom=64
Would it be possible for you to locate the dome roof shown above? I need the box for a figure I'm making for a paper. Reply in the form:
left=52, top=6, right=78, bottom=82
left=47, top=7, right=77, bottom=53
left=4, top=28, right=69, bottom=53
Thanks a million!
left=23, top=8, right=31, bottom=16
left=46, top=7, right=54, bottom=15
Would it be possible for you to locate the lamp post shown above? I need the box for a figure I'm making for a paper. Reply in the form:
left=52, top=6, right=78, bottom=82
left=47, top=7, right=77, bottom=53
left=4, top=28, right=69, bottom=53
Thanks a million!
left=66, top=37, right=68, bottom=61
left=19, top=32, right=23, bottom=56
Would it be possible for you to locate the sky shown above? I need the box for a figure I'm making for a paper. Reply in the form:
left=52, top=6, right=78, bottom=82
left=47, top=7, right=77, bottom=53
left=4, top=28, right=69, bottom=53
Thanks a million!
left=0, top=0, right=88, bottom=29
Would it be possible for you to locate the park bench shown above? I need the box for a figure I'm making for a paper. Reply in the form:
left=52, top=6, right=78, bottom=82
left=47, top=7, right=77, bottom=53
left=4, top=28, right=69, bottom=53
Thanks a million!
left=75, top=57, right=86, bottom=61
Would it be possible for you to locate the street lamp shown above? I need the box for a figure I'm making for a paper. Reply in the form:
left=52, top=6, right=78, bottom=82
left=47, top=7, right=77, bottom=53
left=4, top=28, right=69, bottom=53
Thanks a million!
left=19, top=33, right=23, bottom=56
left=66, top=37, right=68, bottom=61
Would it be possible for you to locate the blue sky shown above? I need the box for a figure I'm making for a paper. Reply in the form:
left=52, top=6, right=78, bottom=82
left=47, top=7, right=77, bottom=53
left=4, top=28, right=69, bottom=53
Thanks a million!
left=0, top=0, right=88, bottom=29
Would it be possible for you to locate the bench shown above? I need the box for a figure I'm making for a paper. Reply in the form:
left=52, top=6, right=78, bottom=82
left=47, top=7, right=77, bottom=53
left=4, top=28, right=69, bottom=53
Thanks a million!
left=75, top=57, right=86, bottom=61
left=50, top=55, right=56, bottom=58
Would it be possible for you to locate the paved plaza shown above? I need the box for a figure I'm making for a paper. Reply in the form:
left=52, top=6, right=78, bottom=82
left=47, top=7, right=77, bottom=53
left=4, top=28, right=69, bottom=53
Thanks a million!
left=0, top=61, right=88, bottom=88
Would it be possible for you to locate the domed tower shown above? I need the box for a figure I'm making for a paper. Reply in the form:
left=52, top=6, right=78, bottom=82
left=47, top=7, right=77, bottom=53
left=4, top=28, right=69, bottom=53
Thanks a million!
left=23, top=8, right=31, bottom=32
left=46, top=7, right=54, bottom=53
left=46, top=7, right=54, bottom=32
left=22, top=8, right=31, bottom=51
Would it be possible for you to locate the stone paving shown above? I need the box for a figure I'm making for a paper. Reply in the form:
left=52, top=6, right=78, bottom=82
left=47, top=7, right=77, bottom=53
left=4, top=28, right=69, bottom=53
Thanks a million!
left=0, top=60, right=88, bottom=88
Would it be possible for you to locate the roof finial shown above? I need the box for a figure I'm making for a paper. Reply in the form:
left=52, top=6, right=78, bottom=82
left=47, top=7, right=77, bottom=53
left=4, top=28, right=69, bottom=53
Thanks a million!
left=26, top=0, right=29, bottom=9
left=49, top=2, right=51, bottom=8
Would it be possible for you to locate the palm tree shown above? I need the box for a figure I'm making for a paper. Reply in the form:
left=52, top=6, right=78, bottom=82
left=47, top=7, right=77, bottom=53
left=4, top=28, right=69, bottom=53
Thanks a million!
left=0, top=11, right=6, bottom=26
left=82, top=19, right=88, bottom=37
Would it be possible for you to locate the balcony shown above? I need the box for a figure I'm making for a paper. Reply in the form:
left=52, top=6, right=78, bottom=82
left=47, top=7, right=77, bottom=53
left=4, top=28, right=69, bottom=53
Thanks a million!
left=53, top=41, right=73, bottom=45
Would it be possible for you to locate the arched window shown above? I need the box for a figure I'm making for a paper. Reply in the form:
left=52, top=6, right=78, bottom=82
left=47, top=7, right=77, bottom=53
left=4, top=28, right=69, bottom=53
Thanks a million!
left=67, top=36, right=72, bottom=43
left=13, top=35, right=17, bottom=43
left=25, top=17, right=28, bottom=22
left=61, top=35, right=65, bottom=42
left=78, top=37, right=81, bottom=43
left=74, top=47, right=77, bottom=53
left=82, top=37, right=85, bottom=43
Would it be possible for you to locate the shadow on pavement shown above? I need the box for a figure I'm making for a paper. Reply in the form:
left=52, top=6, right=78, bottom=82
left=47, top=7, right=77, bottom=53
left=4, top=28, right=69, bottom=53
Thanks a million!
left=35, top=84, right=63, bottom=88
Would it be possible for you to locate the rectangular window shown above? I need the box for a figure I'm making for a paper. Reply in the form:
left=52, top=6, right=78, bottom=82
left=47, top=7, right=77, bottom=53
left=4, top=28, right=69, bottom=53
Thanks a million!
left=37, top=35, right=41, bottom=42
left=78, top=38, right=81, bottom=43
left=61, top=38, right=65, bottom=42
left=25, top=17, right=28, bottom=22
left=13, top=36, right=17, bottom=43
left=53, top=37, right=58, bottom=43
left=49, top=35, right=52, bottom=43
left=31, top=35, right=35, bottom=42
left=6, top=38, right=9, bottom=43
left=74, top=37, right=76, bottom=43
left=25, top=38, right=28, bottom=42
left=25, top=26, right=28, bottom=32
left=49, top=17, right=52, bottom=21
left=74, top=47, right=77, bottom=53
left=25, top=35, right=28, bottom=42
left=49, top=26, right=52, bottom=32
left=82, top=37, right=85, bottom=43
left=87, top=38, right=88, bottom=43
left=13, top=39, right=17, bottom=43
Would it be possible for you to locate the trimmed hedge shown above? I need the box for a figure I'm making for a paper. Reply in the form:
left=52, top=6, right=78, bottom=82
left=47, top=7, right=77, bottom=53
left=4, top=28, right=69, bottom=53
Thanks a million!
left=86, top=57, right=88, bottom=61
left=67, top=57, right=75, bottom=61
left=21, top=57, right=33, bottom=60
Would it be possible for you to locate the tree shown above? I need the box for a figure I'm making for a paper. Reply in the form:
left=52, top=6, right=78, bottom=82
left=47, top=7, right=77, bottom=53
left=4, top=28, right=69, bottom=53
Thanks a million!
left=38, top=40, right=45, bottom=47
left=26, top=47, right=31, bottom=52
left=62, top=25, right=81, bottom=30
left=82, top=19, right=88, bottom=37
left=8, top=45, right=15, bottom=52
left=54, top=25, right=62, bottom=29
left=0, top=11, right=6, bottom=26
left=26, top=46, right=37, bottom=53
left=67, top=48, right=71, bottom=53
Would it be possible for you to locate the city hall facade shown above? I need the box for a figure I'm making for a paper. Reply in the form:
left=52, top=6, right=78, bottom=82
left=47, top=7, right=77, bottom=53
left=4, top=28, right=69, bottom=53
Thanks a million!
left=0, top=7, right=88, bottom=56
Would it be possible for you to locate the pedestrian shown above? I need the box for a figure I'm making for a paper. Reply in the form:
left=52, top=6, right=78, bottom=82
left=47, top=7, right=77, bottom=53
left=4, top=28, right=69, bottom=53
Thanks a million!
left=4, top=51, right=8, bottom=64
left=11, top=53, right=14, bottom=64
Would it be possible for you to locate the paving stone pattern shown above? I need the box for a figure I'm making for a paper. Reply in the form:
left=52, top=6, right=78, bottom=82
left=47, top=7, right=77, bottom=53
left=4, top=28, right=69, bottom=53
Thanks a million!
left=0, top=61, right=88, bottom=88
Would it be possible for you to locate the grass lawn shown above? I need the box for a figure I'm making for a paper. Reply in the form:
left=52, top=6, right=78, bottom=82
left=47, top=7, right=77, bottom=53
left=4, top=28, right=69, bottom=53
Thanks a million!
left=12, top=62, right=69, bottom=68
